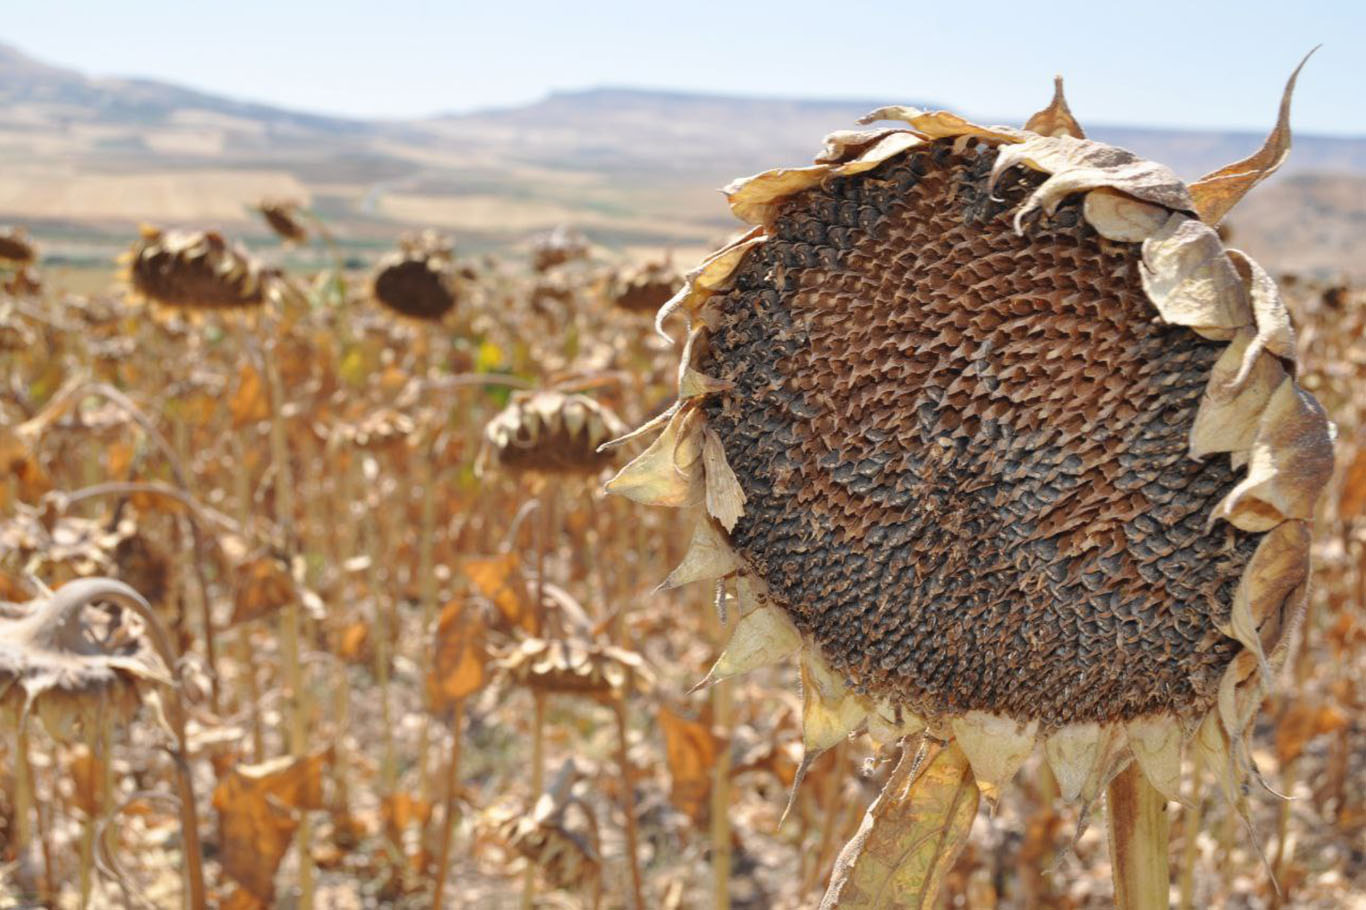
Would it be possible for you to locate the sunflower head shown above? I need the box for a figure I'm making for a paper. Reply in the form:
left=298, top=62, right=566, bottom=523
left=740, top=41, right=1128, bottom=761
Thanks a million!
left=125, top=226, right=270, bottom=311
left=608, top=258, right=684, bottom=315
left=371, top=232, right=459, bottom=321
left=531, top=226, right=590, bottom=273
left=0, top=227, right=36, bottom=266
left=0, top=578, right=172, bottom=739
left=607, top=64, right=1333, bottom=823
left=484, top=391, right=627, bottom=477
left=257, top=199, right=309, bottom=245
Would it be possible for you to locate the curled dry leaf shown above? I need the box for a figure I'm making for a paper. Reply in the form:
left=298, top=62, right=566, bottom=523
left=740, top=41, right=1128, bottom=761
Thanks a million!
left=820, top=741, right=979, bottom=909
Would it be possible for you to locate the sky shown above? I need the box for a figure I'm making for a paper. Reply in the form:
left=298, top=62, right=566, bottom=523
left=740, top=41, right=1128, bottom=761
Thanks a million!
left=6, top=0, right=1365, bottom=135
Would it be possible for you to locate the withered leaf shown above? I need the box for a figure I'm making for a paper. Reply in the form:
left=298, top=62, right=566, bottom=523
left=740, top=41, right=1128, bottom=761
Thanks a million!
left=213, top=749, right=333, bottom=901
left=232, top=555, right=295, bottom=625
left=820, top=741, right=979, bottom=909
left=229, top=364, right=271, bottom=427
left=426, top=599, right=490, bottom=711
left=658, top=704, right=722, bottom=825
left=464, top=553, right=537, bottom=634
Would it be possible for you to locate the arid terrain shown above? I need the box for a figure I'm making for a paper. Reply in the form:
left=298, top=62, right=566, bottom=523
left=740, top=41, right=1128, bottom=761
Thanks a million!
left=2, top=42, right=1364, bottom=284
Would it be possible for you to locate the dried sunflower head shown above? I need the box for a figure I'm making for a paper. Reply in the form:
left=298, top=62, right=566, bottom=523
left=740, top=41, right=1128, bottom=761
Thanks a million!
left=257, top=199, right=309, bottom=245
left=125, top=226, right=270, bottom=310
left=498, top=637, right=651, bottom=701
left=607, top=258, right=684, bottom=315
left=531, top=226, right=590, bottom=273
left=371, top=233, right=459, bottom=321
left=0, top=226, right=36, bottom=266
left=0, top=577, right=172, bottom=739
left=608, top=66, right=1333, bottom=825
left=483, top=391, right=627, bottom=476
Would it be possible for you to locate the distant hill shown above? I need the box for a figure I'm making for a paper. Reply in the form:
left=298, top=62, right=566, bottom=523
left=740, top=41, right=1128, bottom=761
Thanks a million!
left=0, top=42, right=1361, bottom=280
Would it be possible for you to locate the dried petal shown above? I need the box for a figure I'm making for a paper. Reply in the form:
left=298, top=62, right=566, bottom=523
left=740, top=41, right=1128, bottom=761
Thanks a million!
left=1189, top=50, right=1314, bottom=225
left=1140, top=213, right=1251, bottom=334
left=702, top=427, right=747, bottom=531
left=1125, top=716, right=1184, bottom=804
left=701, top=603, right=801, bottom=685
left=1044, top=722, right=1102, bottom=802
left=1213, top=379, right=1335, bottom=531
left=1189, top=331, right=1284, bottom=459
left=1081, top=188, right=1168, bottom=242
left=661, top=518, right=743, bottom=589
left=991, top=136, right=1194, bottom=226
left=604, top=408, right=703, bottom=507
left=1024, top=76, right=1085, bottom=139
left=951, top=711, right=1037, bottom=800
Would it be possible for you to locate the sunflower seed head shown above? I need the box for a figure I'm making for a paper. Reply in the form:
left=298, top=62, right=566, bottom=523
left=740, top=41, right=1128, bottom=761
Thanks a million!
left=126, top=226, right=269, bottom=310
left=484, top=391, right=627, bottom=476
left=371, top=233, right=459, bottom=321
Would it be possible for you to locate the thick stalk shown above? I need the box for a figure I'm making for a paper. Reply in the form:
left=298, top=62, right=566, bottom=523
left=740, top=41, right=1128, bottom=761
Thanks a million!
left=612, top=700, right=645, bottom=910
left=261, top=331, right=313, bottom=909
left=1108, top=762, right=1170, bottom=910
left=414, top=457, right=440, bottom=803
left=432, top=701, right=465, bottom=910
left=711, top=676, right=734, bottom=910
left=521, top=692, right=547, bottom=910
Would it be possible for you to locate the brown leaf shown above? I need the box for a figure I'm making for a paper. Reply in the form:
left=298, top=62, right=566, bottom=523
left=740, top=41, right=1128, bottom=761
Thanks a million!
left=464, top=554, right=537, bottom=634
left=658, top=704, right=722, bottom=825
left=1338, top=440, right=1366, bottom=521
left=1024, top=76, right=1085, bottom=139
left=230, top=364, right=271, bottom=427
left=820, top=741, right=979, bottom=909
left=0, top=427, right=51, bottom=509
left=213, top=749, right=333, bottom=901
left=232, top=556, right=294, bottom=625
left=336, top=620, right=370, bottom=663
left=381, top=792, right=434, bottom=843
left=426, top=599, right=490, bottom=712
left=1275, top=697, right=1349, bottom=764
left=1189, top=49, right=1315, bottom=225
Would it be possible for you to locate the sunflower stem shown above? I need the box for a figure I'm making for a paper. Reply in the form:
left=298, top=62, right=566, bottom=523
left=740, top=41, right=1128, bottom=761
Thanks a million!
left=1107, top=761, right=1170, bottom=910
left=711, top=674, right=734, bottom=910
left=432, top=701, right=464, bottom=910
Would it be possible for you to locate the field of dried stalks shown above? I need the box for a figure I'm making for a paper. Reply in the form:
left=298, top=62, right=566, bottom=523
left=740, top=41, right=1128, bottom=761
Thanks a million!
left=0, top=213, right=1362, bottom=910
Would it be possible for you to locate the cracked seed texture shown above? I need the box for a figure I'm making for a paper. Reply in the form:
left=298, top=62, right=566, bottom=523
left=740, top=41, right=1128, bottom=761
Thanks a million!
left=700, top=141, right=1253, bottom=727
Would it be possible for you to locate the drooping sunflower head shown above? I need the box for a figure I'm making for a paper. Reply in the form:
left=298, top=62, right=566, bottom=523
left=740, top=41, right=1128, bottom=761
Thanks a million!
left=607, top=64, right=1332, bottom=810
left=125, top=226, right=271, bottom=311
left=371, top=232, right=459, bottom=322
left=607, top=258, right=684, bottom=315
left=484, top=390, right=627, bottom=477
left=531, top=226, right=590, bottom=273
left=257, top=199, right=309, bottom=245
left=0, top=226, right=36, bottom=266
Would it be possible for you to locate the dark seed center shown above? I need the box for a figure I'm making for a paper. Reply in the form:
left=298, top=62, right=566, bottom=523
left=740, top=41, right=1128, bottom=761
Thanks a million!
left=700, top=141, right=1250, bottom=727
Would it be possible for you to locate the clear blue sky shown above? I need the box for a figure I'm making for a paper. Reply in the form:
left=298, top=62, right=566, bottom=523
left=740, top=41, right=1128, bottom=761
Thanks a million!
left=7, top=0, right=1364, bottom=134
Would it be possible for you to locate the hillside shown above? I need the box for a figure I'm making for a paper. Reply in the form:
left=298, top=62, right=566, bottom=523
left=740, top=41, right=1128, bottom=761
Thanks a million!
left=0, top=42, right=1362, bottom=280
